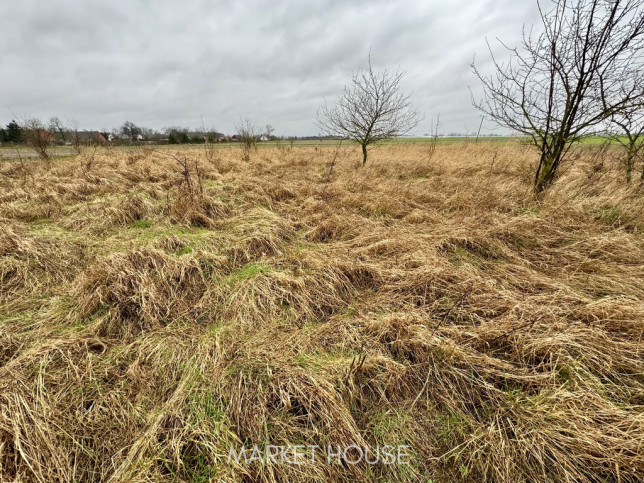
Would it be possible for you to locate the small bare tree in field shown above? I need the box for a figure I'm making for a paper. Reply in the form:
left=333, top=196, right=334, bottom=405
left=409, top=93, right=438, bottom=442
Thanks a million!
left=235, top=116, right=259, bottom=162
left=609, top=107, right=644, bottom=183
left=48, top=116, right=66, bottom=144
left=426, top=114, right=441, bottom=163
left=472, top=0, right=644, bottom=192
left=203, top=137, right=218, bottom=164
left=200, top=117, right=218, bottom=163
left=265, top=124, right=274, bottom=140
left=12, top=149, right=34, bottom=185
left=67, top=120, right=83, bottom=154
left=22, top=118, right=54, bottom=161
left=317, top=55, right=421, bottom=166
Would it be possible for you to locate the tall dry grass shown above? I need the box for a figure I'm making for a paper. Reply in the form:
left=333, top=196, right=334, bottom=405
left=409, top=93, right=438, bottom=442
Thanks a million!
left=0, top=141, right=643, bottom=481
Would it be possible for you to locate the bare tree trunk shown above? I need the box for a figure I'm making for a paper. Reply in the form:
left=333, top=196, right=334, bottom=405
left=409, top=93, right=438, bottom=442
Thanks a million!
left=361, top=144, right=368, bottom=166
left=535, top=151, right=562, bottom=193
left=475, top=116, right=484, bottom=143
left=627, top=146, right=635, bottom=184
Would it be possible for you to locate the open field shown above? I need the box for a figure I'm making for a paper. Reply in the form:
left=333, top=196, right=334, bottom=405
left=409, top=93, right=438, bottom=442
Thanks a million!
left=1, top=143, right=644, bottom=481
left=0, top=135, right=627, bottom=161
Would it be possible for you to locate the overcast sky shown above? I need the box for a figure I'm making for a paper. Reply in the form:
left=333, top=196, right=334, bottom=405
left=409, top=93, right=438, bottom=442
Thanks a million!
left=1, top=0, right=541, bottom=136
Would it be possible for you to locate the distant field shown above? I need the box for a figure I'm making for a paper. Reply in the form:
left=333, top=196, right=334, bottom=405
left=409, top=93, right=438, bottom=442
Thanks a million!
left=0, top=135, right=625, bottom=161
left=1, top=143, right=643, bottom=481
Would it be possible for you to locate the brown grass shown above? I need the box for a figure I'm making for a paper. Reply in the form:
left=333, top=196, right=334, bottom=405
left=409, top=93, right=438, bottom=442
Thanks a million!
left=1, top=142, right=643, bottom=481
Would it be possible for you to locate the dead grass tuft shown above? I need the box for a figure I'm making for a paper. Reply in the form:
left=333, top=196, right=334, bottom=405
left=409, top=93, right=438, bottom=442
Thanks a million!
left=74, top=248, right=219, bottom=337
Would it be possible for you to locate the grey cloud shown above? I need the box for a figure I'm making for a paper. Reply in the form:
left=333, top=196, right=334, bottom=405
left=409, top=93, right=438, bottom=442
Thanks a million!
left=1, top=0, right=541, bottom=135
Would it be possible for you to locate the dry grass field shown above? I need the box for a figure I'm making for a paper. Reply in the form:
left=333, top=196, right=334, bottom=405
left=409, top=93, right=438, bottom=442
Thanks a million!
left=1, top=142, right=644, bottom=482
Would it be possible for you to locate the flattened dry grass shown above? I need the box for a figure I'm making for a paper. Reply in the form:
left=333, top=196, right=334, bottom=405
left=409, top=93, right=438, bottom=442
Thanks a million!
left=1, top=142, right=643, bottom=481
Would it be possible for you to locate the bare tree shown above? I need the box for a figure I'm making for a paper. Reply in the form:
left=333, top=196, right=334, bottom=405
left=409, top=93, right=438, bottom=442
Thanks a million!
left=235, top=116, right=259, bottom=161
left=317, top=55, right=421, bottom=166
left=608, top=71, right=644, bottom=183
left=139, top=127, right=157, bottom=141
left=67, top=119, right=83, bottom=154
left=265, top=124, right=275, bottom=140
left=426, top=114, right=441, bottom=163
left=199, top=117, right=219, bottom=163
left=163, top=125, right=190, bottom=136
left=120, top=121, right=142, bottom=142
left=472, top=0, right=644, bottom=192
left=48, top=116, right=66, bottom=143
left=609, top=101, right=644, bottom=182
left=22, top=118, right=54, bottom=161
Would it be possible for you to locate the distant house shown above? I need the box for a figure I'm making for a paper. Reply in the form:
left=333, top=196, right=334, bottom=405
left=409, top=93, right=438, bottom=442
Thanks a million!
left=36, top=130, right=57, bottom=143
left=259, top=134, right=269, bottom=142
left=94, top=132, right=107, bottom=144
left=27, top=129, right=56, bottom=144
left=53, top=130, right=107, bottom=145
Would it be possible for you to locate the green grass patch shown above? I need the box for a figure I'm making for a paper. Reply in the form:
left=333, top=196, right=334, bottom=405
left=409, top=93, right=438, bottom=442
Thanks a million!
left=596, top=205, right=622, bottom=225
left=445, top=241, right=503, bottom=268
left=132, top=219, right=152, bottom=229
left=435, top=409, right=471, bottom=447
left=516, top=204, right=541, bottom=217
left=229, top=262, right=273, bottom=282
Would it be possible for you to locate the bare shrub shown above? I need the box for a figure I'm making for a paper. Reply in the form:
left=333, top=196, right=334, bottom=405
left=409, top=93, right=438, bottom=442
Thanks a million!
left=172, top=153, right=203, bottom=202
left=156, top=152, right=227, bottom=227
left=325, top=140, right=345, bottom=184
left=609, top=109, right=644, bottom=183
left=12, top=149, right=34, bottom=185
left=426, top=114, right=440, bottom=164
left=81, top=142, right=99, bottom=172
left=22, top=118, right=53, bottom=161
left=235, top=116, right=259, bottom=162
left=67, top=120, right=83, bottom=155
left=203, top=138, right=218, bottom=164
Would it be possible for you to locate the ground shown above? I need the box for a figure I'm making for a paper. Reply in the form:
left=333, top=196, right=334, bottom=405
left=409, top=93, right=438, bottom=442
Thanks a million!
left=1, top=141, right=643, bottom=482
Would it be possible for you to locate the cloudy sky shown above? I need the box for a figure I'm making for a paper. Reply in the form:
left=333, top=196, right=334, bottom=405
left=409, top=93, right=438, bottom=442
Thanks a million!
left=1, top=0, right=541, bottom=136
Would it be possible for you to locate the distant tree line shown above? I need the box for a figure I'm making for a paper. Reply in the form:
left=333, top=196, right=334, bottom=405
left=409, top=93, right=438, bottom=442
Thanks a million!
left=0, top=119, right=288, bottom=146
